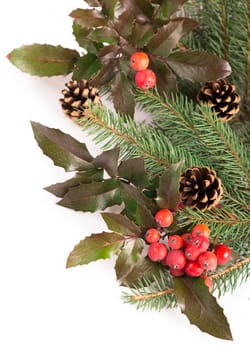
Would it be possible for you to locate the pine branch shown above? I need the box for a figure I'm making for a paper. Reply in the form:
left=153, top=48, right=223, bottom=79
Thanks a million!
left=136, top=89, right=250, bottom=202
left=77, top=104, right=202, bottom=175
left=178, top=206, right=250, bottom=242
left=122, top=256, right=250, bottom=310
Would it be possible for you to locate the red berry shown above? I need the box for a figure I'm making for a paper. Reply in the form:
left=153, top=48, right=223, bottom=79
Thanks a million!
left=169, top=268, right=185, bottom=277
left=135, top=69, right=156, bottom=90
left=214, top=244, right=232, bottom=265
left=184, top=261, right=203, bottom=277
left=166, top=249, right=186, bottom=270
left=198, top=251, right=217, bottom=271
left=145, top=228, right=161, bottom=243
left=130, top=51, right=149, bottom=71
left=168, top=235, right=183, bottom=250
left=184, top=245, right=200, bottom=261
left=148, top=242, right=167, bottom=262
left=155, top=208, right=173, bottom=228
left=191, top=223, right=210, bottom=239
left=202, top=276, right=213, bottom=292
left=182, top=233, right=193, bottom=247
left=191, top=235, right=209, bottom=253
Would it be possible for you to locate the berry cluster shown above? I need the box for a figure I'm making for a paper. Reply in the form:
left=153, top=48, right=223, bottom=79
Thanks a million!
left=146, top=209, right=232, bottom=291
left=130, top=51, right=156, bottom=90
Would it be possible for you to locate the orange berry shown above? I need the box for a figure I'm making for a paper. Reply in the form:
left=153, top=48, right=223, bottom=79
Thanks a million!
left=145, top=228, right=161, bottom=243
left=130, top=51, right=149, bottom=71
left=155, top=208, right=173, bottom=228
left=191, top=223, right=210, bottom=239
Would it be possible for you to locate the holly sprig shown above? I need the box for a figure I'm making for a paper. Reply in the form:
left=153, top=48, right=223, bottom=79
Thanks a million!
left=8, top=0, right=231, bottom=116
left=31, top=121, right=237, bottom=340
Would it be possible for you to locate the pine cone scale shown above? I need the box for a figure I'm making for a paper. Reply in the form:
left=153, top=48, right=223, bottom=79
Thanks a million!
left=179, top=166, right=223, bottom=211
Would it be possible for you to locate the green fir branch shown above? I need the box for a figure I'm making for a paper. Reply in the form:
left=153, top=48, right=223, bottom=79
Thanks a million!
left=211, top=256, right=250, bottom=297
left=184, top=0, right=250, bottom=118
left=136, top=89, right=250, bottom=202
left=122, top=269, right=176, bottom=311
left=77, top=104, right=202, bottom=175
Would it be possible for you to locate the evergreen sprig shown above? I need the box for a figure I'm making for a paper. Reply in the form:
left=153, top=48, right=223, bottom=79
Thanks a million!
left=79, top=103, right=202, bottom=175
left=184, top=0, right=250, bottom=119
left=135, top=89, right=250, bottom=202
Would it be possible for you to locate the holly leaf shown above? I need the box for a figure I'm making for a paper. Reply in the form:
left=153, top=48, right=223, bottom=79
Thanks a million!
left=100, top=0, right=118, bottom=20
left=72, top=53, right=102, bottom=81
left=156, top=160, right=184, bottom=210
left=135, top=203, right=156, bottom=230
left=58, top=179, right=121, bottom=212
left=93, top=148, right=120, bottom=177
left=8, top=44, right=79, bottom=77
left=166, top=51, right=232, bottom=82
left=118, top=157, right=148, bottom=188
left=121, top=182, right=156, bottom=215
left=91, top=60, right=117, bottom=86
left=150, top=59, right=177, bottom=95
left=119, top=255, right=164, bottom=286
left=97, top=45, right=120, bottom=65
left=111, top=72, right=135, bottom=116
left=115, top=239, right=145, bottom=284
left=147, top=18, right=199, bottom=56
left=31, top=122, right=94, bottom=171
left=174, top=277, right=233, bottom=340
left=130, top=22, right=155, bottom=48
left=88, top=27, right=119, bottom=44
left=102, top=212, right=141, bottom=236
left=45, top=169, right=103, bottom=198
left=72, top=23, right=102, bottom=54
left=69, top=9, right=107, bottom=29
left=120, top=0, right=154, bottom=21
left=66, top=232, right=124, bottom=268
left=155, top=0, right=189, bottom=21
left=115, top=10, right=135, bottom=39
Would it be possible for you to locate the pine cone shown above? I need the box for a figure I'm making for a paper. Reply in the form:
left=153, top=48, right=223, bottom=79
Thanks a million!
left=197, top=79, right=240, bottom=121
left=59, top=80, right=101, bottom=120
left=179, top=166, right=223, bottom=211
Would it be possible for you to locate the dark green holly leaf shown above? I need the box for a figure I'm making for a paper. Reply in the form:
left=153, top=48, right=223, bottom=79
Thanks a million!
left=111, top=72, right=135, bottom=116
left=147, top=18, right=199, bottom=56
left=156, top=160, right=184, bottom=210
left=118, top=157, right=148, bottom=188
left=45, top=169, right=103, bottom=198
left=88, top=27, right=119, bottom=44
left=100, top=0, right=118, bottom=20
left=69, top=9, right=107, bottom=29
left=72, top=53, right=102, bottom=81
left=130, top=22, right=155, bottom=48
left=166, top=51, right=232, bottom=82
left=31, top=122, right=94, bottom=171
left=119, top=255, right=164, bottom=286
left=66, top=232, right=124, bottom=268
left=97, top=45, right=120, bottom=65
left=115, top=239, right=145, bottom=284
left=102, top=212, right=141, bottom=236
left=72, top=23, right=103, bottom=54
left=135, top=203, right=156, bottom=230
left=90, top=60, right=117, bottom=86
left=150, top=59, right=177, bottom=95
left=93, top=148, right=120, bottom=177
left=121, top=182, right=157, bottom=219
left=120, top=0, right=154, bottom=21
left=115, top=10, right=135, bottom=39
left=8, top=44, right=79, bottom=77
left=58, top=179, right=121, bottom=212
left=155, top=0, right=189, bottom=21
left=174, top=277, right=233, bottom=340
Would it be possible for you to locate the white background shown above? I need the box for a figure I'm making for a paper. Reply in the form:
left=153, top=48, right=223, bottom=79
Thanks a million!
left=1, top=1, right=249, bottom=349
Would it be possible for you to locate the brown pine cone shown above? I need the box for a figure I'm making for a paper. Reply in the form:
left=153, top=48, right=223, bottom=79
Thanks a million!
left=179, top=166, right=223, bottom=211
left=197, top=79, right=240, bottom=121
left=59, top=80, right=101, bottom=120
